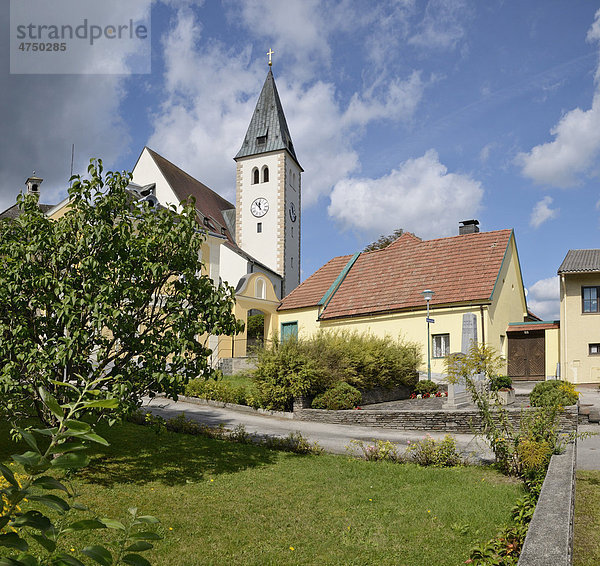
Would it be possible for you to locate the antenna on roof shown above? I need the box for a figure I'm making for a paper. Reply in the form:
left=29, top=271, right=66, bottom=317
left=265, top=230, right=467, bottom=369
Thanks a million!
left=70, top=144, right=75, bottom=186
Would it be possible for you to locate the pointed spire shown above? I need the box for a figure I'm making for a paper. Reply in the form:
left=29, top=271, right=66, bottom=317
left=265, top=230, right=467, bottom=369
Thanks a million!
left=235, top=69, right=302, bottom=169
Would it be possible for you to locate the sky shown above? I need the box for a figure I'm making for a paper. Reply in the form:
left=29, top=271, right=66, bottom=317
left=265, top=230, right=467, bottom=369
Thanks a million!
left=2, top=1, right=600, bottom=321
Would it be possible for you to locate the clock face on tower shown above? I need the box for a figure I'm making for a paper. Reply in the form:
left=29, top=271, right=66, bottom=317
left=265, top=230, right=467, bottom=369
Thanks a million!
left=251, top=197, right=269, bottom=217
left=288, top=202, right=297, bottom=222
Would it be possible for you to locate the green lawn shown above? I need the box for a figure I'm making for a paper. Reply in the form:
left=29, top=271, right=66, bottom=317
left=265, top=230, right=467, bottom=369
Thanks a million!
left=221, top=372, right=255, bottom=389
left=574, top=470, right=600, bottom=566
left=2, top=421, right=524, bottom=566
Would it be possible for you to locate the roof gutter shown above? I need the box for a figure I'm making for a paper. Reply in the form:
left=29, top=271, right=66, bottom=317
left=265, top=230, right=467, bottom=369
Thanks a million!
left=318, top=298, right=493, bottom=322
left=317, top=252, right=360, bottom=319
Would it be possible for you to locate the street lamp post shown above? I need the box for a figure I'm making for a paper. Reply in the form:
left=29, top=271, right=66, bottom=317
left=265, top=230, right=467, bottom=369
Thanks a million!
left=420, top=289, right=435, bottom=381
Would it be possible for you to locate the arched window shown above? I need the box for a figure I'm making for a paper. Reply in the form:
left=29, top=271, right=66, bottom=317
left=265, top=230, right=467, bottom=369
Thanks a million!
left=262, top=166, right=269, bottom=183
left=255, top=277, right=266, bottom=299
left=252, top=167, right=259, bottom=185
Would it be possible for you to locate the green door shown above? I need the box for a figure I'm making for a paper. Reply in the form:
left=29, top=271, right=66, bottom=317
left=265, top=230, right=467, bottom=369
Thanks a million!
left=281, top=321, right=298, bottom=341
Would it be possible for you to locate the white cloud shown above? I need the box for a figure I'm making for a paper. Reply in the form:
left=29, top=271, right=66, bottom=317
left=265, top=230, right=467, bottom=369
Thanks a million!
left=408, top=0, right=470, bottom=50
left=479, top=142, right=495, bottom=163
left=517, top=10, right=600, bottom=187
left=530, top=196, right=558, bottom=228
left=327, top=149, right=483, bottom=238
left=147, top=6, right=425, bottom=206
left=526, top=276, right=560, bottom=320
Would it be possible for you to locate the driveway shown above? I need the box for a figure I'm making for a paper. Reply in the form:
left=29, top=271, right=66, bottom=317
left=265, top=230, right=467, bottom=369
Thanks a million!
left=144, top=397, right=494, bottom=462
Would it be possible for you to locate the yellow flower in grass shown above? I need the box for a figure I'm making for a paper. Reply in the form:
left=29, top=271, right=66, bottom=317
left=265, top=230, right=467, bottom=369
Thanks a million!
left=169, top=527, right=173, bottom=531
left=289, top=546, right=295, bottom=551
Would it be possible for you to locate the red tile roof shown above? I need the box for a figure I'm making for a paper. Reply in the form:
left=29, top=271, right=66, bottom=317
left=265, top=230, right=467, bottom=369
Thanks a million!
left=279, top=229, right=514, bottom=319
left=507, top=322, right=559, bottom=332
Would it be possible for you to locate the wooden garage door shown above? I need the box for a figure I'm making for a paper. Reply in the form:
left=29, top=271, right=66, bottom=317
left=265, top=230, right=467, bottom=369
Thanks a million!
left=507, top=330, right=545, bottom=381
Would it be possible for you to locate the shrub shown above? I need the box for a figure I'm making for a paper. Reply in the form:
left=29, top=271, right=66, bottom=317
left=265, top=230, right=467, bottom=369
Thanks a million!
left=350, top=439, right=403, bottom=462
left=185, top=377, right=250, bottom=405
left=252, top=330, right=421, bottom=410
left=529, top=380, right=578, bottom=408
left=490, top=374, right=513, bottom=391
left=407, top=435, right=462, bottom=467
left=253, top=338, right=325, bottom=411
left=311, top=382, right=362, bottom=410
left=413, top=380, right=439, bottom=396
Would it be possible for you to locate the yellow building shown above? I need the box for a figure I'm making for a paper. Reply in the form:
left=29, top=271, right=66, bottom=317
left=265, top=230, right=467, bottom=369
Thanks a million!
left=558, top=249, right=600, bottom=384
left=278, top=222, right=536, bottom=380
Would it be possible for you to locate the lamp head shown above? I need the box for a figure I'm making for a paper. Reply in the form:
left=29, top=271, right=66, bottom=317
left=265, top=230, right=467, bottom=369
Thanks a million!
left=421, top=289, right=435, bottom=302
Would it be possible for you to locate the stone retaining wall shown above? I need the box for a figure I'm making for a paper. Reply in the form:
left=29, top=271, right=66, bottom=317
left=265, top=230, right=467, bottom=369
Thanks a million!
left=294, top=405, right=578, bottom=433
left=518, top=442, right=576, bottom=565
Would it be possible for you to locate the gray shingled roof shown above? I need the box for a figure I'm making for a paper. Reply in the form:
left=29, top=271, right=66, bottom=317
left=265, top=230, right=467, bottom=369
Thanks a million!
left=0, top=202, right=54, bottom=220
left=234, top=69, right=301, bottom=169
left=558, top=249, right=600, bottom=273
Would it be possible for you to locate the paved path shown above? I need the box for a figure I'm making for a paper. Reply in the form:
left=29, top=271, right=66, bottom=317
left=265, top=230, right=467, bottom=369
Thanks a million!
left=145, top=381, right=600, bottom=470
left=144, top=397, right=494, bottom=462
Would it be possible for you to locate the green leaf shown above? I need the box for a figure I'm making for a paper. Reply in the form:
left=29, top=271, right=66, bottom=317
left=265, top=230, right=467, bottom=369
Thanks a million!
left=133, top=515, right=160, bottom=525
left=82, top=545, right=113, bottom=566
left=51, top=554, right=86, bottom=566
left=11, top=555, right=39, bottom=566
left=82, top=399, right=119, bottom=409
left=17, top=429, right=39, bottom=453
left=39, top=387, right=64, bottom=420
left=30, top=533, right=56, bottom=553
left=50, top=452, right=90, bottom=470
left=0, top=558, right=28, bottom=566
left=28, top=494, right=70, bottom=513
left=64, top=420, right=91, bottom=433
left=32, top=476, right=69, bottom=493
left=129, top=532, right=161, bottom=541
left=0, top=463, right=20, bottom=488
left=0, top=533, right=29, bottom=551
left=121, top=554, right=151, bottom=566
left=124, top=541, right=153, bottom=552
left=63, top=519, right=107, bottom=532
left=79, top=433, right=110, bottom=446
left=71, top=502, right=89, bottom=511
left=12, top=451, right=42, bottom=467
left=10, top=510, right=52, bottom=531
left=98, top=518, right=126, bottom=531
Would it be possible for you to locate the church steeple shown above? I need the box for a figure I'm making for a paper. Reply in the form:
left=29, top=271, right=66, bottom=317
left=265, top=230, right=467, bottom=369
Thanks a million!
left=235, top=69, right=302, bottom=170
left=234, top=66, right=302, bottom=298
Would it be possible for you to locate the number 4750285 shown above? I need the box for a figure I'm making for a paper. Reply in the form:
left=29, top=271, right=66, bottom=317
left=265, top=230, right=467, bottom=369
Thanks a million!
left=18, top=43, right=67, bottom=52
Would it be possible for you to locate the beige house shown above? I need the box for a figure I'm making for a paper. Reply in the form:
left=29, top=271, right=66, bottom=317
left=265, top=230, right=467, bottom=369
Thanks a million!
left=558, top=249, right=600, bottom=384
left=278, top=222, right=538, bottom=380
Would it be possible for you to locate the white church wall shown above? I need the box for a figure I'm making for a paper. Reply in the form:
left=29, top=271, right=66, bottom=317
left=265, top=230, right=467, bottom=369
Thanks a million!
left=131, top=149, right=182, bottom=212
left=220, top=245, right=250, bottom=289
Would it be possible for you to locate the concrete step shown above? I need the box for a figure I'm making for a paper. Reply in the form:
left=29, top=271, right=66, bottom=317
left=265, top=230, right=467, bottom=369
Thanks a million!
left=588, top=408, right=600, bottom=423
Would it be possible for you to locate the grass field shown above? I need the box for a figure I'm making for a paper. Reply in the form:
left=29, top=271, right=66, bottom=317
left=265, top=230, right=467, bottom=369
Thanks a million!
left=574, top=470, right=600, bottom=566
left=2, top=420, right=524, bottom=565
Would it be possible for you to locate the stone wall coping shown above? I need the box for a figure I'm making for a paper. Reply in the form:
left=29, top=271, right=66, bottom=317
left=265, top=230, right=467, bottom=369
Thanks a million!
left=162, top=394, right=295, bottom=420
left=518, top=442, right=576, bottom=566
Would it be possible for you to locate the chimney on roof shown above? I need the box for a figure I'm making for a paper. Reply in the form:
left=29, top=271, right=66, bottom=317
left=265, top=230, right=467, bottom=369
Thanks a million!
left=459, top=219, right=479, bottom=235
left=26, top=173, right=43, bottom=199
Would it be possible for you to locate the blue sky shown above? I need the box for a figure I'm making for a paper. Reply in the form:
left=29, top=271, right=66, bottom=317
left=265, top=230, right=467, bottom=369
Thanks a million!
left=2, top=1, right=600, bottom=320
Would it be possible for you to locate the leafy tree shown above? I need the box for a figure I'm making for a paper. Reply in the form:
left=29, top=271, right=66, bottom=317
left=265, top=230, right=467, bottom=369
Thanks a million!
left=363, top=229, right=412, bottom=252
left=0, top=159, right=243, bottom=427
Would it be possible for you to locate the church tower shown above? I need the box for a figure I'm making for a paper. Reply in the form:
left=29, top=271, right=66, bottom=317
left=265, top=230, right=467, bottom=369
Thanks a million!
left=234, top=66, right=302, bottom=298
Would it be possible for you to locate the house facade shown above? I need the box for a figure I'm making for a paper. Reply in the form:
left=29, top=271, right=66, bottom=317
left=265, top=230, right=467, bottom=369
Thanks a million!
left=277, top=222, right=531, bottom=380
left=558, top=249, right=600, bottom=384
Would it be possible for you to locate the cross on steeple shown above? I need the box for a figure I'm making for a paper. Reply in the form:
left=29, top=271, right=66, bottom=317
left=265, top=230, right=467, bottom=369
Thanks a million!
left=267, top=48, right=274, bottom=67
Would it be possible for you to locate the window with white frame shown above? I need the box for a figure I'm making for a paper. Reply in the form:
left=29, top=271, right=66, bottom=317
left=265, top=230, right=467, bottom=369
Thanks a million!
left=432, top=334, right=450, bottom=358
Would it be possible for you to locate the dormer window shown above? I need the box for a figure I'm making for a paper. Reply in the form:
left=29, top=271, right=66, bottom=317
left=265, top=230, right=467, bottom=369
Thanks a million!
left=252, top=167, right=259, bottom=185
left=262, top=166, right=269, bottom=183
left=257, top=135, right=267, bottom=145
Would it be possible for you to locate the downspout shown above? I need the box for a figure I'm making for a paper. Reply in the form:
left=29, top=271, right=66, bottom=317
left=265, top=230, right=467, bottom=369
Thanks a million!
left=480, top=305, right=486, bottom=346
left=560, top=274, right=566, bottom=379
